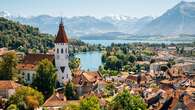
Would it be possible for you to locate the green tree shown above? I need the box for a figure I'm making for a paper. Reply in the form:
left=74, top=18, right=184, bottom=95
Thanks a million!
left=128, top=54, right=136, bottom=63
left=80, top=96, right=100, bottom=110
left=0, top=52, right=18, bottom=80
left=167, top=59, right=175, bottom=68
left=6, top=104, right=18, bottom=110
left=136, top=64, right=141, bottom=73
left=104, top=83, right=116, bottom=96
left=65, top=81, right=78, bottom=100
left=105, top=56, right=122, bottom=71
left=69, top=57, right=80, bottom=70
left=32, top=59, right=57, bottom=98
left=63, top=103, right=80, bottom=110
left=7, top=86, right=44, bottom=110
left=136, top=55, right=143, bottom=61
left=109, top=89, right=147, bottom=110
left=176, top=46, right=180, bottom=54
left=180, top=46, right=184, bottom=54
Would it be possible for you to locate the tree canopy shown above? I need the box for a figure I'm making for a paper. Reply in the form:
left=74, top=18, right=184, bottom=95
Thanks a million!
left=63, top=103, right=80, bottom=110
left=6, top=104, right=18, bottom=110
left=7, top=86, right=44, bottom=110
left=80, top=96, right=101, bottom=110
left=0, top=17, right=54, bottom=52
left=65, top=81, right=78, bottom=100
left=69, top=57, right=80, bottom=70
left=32, top=59, right=57, bottom=98
left=0, top=52, right=18, bottom=80
left=109, top=89, right=147, bottom=110
left=0, top=17, right=101, bottom=54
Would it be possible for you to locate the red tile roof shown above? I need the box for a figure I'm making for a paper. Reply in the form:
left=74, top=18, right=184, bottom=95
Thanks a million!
left=22, top=53, right=54, bottom=65
left=54, top=20, right=68, bottom=43
left=43, top=92, right=67, bottom=107
left=72, top=71, right=83, bottom=85
left=168, top=91, right=181, bottom=110
left=17, top=64, right=36, bottom=70
left=183, top=95, right=195, bottom=110
left=126, top=74, right=147, bottom=84
left=0, top=80, right=21, bottom=89
left=82, top=71, right=102, bottom=83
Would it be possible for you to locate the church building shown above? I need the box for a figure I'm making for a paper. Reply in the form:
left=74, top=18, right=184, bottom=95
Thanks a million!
left=17, top=19, right=72, bottom=84
left=54, top=19, right=72, bottom=83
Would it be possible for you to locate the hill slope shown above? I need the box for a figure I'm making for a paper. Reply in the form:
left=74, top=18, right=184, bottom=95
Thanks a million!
left=0, top=17, right=99, bottom=53
left=0, top=17, right=54, bottom=51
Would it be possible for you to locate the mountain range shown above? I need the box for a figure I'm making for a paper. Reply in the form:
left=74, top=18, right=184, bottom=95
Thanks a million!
left=138, top=1, right=195, bottom=36
left=1, top=1, right=195, bottom=39
left=6, top=15, right=153, bottom=37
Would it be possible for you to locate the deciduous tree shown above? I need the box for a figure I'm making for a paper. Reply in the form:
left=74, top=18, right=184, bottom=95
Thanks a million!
left=80, top=96, right=100, bottom=110
left=0, top=52, right=18, bottom=80
left=65, top=81, right=78, bottom=100
left=7, top=86, right=44, bottom=110
left=32, top=59, right=57, bottom=98
left=109, top=89, right=147, bottom=110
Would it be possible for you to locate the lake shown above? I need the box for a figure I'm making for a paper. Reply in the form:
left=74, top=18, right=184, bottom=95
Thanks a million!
left=76, top=39, right=193, bottom=71
left=75, top=51, right=102, bottom=71
left=82, top=39, right=192, bottom=46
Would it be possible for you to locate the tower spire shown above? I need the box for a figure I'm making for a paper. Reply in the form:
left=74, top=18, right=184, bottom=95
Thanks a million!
left=60, top=17, right=63, bottom=25
left=54, top=18, right=68, bottom=43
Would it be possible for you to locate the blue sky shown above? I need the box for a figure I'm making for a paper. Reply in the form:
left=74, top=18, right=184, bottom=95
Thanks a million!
left=1, top=0, right=195, bottom=18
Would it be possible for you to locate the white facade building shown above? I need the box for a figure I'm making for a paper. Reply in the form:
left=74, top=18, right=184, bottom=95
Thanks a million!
left=17, top=20, right=72, bottom=84
left=54, top=20, right=72, bottom=83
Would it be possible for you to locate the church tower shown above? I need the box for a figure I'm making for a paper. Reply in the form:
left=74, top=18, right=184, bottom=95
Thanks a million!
left=54, top=19, right=72, bottom=83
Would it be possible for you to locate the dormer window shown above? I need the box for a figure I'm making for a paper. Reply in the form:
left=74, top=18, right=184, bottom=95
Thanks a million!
left=61, top=48, right=64, bottom=53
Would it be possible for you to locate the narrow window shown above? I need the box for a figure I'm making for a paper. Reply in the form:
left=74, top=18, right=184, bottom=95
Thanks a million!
left=66, top=74, right=68, bottom=78
left=57, top=48, right=59, bottom=53
left=27, top=73, right=30, bottom=81
left=65, top=48, right=67, bottom=53
left=61, top=48, right=64, bottom=54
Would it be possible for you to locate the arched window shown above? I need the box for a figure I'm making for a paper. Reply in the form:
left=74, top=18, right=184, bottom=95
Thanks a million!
left=57, top=48, right=59, bottom=54
left=61, top=48, right=64, bottom=54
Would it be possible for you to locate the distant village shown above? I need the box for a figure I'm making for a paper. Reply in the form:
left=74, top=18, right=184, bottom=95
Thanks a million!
left=0, top=20, right=194, bottom=110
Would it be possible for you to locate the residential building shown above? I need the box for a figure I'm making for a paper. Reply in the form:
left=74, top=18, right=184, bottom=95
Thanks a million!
left=0, top=80, right=21, bottom=99
left=17, top=54, right=54, bottom=84
left=43, top=92, right=67, bottom=110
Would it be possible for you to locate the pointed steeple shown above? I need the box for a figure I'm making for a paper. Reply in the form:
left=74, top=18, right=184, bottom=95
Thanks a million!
left=54, top=18, right=68, bottom=43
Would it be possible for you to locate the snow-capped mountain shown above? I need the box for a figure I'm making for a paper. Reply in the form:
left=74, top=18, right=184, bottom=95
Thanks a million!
left=2, top=1, right=195, bottom=38
left=0, top=12, right=153, bottom=37
left=0, top=11, right=11, bottom=18
left=137, top=1, right=195, bottom=35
